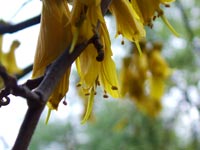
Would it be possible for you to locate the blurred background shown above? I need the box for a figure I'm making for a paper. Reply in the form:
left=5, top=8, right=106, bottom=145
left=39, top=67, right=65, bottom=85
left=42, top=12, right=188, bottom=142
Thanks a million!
left=0, top=0, right=200, bottom=149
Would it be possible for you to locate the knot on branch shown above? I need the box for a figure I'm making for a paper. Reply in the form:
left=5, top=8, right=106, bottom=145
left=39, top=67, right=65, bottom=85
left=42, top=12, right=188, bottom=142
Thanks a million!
left=92, top=28, right=104, bottom=62
left=0, top=64, right=44, bottom=108
left=0, top=95, right=10, bottom=107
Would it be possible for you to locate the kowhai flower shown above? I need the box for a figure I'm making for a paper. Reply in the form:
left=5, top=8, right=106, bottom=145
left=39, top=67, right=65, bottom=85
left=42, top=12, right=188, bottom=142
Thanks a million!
left=76, top=23, right=120, bottom=123
left=32, top=0, right=72, bottom=110
left=0, top=35, right=21, bottom=75
left=109, top=0, right=146, bottom=54
left=130, top=0, right=179, bottom=36
left=120, top=41, right=171, bottom=117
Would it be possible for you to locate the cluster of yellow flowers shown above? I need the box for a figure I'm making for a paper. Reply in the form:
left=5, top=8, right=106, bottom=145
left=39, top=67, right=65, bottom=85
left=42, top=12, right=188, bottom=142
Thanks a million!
left=32, top=0, right=177, bottom=121
left=121, top=41, right=171, bottom=117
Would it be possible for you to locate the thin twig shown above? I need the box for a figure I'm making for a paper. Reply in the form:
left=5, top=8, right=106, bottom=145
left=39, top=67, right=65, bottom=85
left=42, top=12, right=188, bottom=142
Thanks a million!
left=16, top=64, right=33, bottom=80
left=0, top=15, right=40, bottom=34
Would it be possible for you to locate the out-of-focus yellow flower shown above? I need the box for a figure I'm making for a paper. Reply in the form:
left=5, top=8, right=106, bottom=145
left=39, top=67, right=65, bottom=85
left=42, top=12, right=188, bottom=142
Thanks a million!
left=148, top=44, right=171, bottom=78
left=147, top=43, right=172, bottom=100
left=0, top=35, right=22, bottom=89
left=0, top=35, right=21, bottom=75
left=130, top=0, right=179, bottom=36
left=120, top=41, right=171, bottom=117
left=32, top=0, right=72, bottom=110
left=135, top=95, right=162, bottom=117
left=120, top=46, right=148, bottom=99
left=6, top=40, right=21, bottom=74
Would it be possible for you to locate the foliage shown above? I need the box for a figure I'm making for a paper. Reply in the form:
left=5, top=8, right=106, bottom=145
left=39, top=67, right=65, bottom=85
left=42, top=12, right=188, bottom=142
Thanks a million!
left=30, top=100, right=200, bottom=150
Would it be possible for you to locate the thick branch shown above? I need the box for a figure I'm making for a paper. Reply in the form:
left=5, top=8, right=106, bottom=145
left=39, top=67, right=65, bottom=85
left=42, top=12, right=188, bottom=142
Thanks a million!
left=0, top=15, right=40, bottom=34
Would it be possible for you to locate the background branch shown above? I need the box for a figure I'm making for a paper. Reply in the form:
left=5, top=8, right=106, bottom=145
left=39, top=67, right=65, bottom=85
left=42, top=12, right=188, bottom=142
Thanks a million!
left=0, top=15, right=40, bottom=34
left=16, top=64, right=33, bottom=80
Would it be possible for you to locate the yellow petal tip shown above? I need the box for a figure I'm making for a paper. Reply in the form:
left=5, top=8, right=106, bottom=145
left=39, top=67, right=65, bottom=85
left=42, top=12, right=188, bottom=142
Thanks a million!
left=161, top=15, right=180, bottom=37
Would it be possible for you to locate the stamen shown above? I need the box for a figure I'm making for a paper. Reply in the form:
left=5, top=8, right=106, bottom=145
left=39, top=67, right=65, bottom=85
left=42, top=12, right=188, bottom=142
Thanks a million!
left=165, top=4, right=170, bottom=8
left=111, top=86, right=118, bottom=90
left=85, top=93, right=90, bottom=96
left=153, top=15, right=156, bottom=21
left=76, top=83, right=82, bottom=87
left=63, top=100, right=67, bottom=106
left=96, top=80, right=100, bottom=86
left=103, top=94, right=109, bottom=98
left=103, top=90, right=109, bottom=98
left=121, top=39, right=125, bottom=45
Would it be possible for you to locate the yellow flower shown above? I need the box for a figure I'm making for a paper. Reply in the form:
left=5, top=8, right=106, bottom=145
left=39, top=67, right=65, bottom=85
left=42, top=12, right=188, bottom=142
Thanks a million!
left=32, top=0, right=72, bottom=110
left=148, top=47, right=171, bottom=78
left=109, top=0, right=146, bottom=43
left=76, top=23, right=119, bottom=98
left=0, top=35, right=21, bottom=75
left=147, top=43, right=172, bottom=100
left=76, top=23, right=120, bottom=123
left=120, top=41, right=171, bottom=117
left=135, top=95, right=162, bottom=117
left=69, top=0, right=104, bottom=52
left=130, top=0, right=179, bottom=36
left=6, top=40, right=22, bottom=74
left=120, top=48, right=148, bottom=99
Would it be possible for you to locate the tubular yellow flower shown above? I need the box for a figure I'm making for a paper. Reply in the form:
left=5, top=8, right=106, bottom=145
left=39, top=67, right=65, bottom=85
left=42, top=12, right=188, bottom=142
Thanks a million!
left=120, top=52, right=148, bottom=99
left=0, top=35, right=21, bottom=75
left=32, top=0, right=72, bottom=110
left=109, top=0, right=146, bottom=54
left=130, top=0, right=179, bottom=36
left=147, top=44, right=172, bottom=100
left=135, top=96, right=162, bottom=117
left=76, top=23, right=120, bottom=123
left=148, top=49, right=171, bottom=78
left=69, top=0, right=104, bottom=52
left=120, top=41, right=171, bottom=117
left=6, top=40, right=22, bottom=74
left=76, top=23, right=120, bottom=98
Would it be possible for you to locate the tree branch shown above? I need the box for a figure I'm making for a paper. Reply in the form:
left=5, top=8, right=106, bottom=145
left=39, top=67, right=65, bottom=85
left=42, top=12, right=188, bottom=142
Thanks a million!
left=16, top=64, right=33, bottom=80
left=0, top=15, right=40, bottom=34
